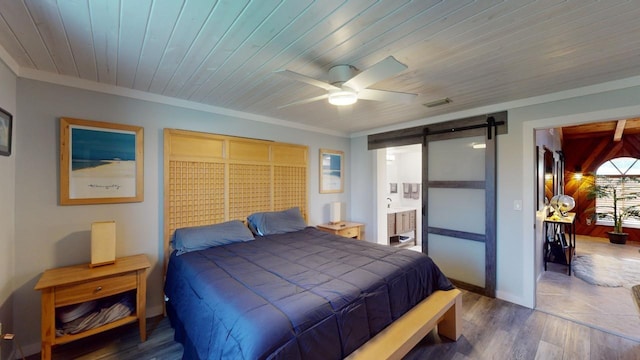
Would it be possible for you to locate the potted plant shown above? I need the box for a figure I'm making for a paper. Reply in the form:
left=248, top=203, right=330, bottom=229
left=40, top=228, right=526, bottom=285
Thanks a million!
left=586, top=174, right=640, bottom=244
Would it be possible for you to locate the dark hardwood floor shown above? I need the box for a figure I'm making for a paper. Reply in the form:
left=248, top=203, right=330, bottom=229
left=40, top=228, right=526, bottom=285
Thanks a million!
left=26, top=290, right=640, bottom=360
left=25, top=316, right=183, bottom=360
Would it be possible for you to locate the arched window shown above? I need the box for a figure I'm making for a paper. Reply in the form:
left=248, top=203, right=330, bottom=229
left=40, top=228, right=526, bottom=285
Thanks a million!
left=595, top=157, right=640, bottom=228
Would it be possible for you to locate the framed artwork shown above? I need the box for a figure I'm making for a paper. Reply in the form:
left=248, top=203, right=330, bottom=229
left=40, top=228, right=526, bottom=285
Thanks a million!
left=60, top=117, right=144, bottom=205
left=319, top=148, right=344, bottom=193
left=390, top=183, right=398, bottom=194
left=0, top=107, right=12, bottom=156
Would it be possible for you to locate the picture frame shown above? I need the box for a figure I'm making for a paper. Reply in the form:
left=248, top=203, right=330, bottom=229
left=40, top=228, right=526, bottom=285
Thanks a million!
left=60, top=117, right=144, bottom=205
left=319, top=148, right=344, bottom=193
left=0, top=107, right=12, bottom=156
left=390, top=183, right=398, bottom=194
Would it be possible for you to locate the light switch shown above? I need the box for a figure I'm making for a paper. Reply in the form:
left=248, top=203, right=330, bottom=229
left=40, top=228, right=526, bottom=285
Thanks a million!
left=514, top=200, right=522, bottom=211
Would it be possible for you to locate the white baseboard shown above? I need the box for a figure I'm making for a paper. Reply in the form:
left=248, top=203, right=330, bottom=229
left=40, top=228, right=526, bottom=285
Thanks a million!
left=496, top=290, right=533, bottom=309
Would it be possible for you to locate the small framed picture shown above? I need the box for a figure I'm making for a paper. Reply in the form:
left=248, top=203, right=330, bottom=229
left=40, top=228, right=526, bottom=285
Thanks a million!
left=60, top=117, right=144, bottom=205
left=390, top=183, right=398, bottom=193
left=0, top=107, right=12, bottom=156
left=319, top=148, right=344, bottom=193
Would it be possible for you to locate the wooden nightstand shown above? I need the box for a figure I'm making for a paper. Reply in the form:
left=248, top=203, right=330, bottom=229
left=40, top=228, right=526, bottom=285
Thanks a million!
left=34, top=254, right=150, bottom=360
left=317, top=222, right=364, bottom=240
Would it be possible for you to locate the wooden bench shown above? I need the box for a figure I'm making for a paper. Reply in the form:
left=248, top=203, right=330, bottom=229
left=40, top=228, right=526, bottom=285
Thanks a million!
left=347, top=288, right=462, bottom=360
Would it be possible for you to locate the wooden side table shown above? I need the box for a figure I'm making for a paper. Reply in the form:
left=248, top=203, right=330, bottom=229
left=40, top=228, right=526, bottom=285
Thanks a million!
left=543, top=212, right=576, bottom=275
left=317, top=222, right=364, bottom=240
left=34, top=254, right=150, bottom=360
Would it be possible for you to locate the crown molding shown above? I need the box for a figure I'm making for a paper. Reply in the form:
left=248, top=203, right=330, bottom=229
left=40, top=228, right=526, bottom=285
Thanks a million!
left=0, top=41, right=348, bottom=138
left=351, top=75, right=640, bottom=138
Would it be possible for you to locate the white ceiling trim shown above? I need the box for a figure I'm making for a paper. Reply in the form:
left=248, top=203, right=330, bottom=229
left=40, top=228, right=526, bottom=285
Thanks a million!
left=4, top=37, right=640, bottom=141
left=2, top=0, right=640, bottom=133
left=0, top=42, right=20, bottom=76
left=352, top=75, right=640, bottom=138
left=5, top=47, right=349, bottom=138
left=18, top=57, right=640, bottom=141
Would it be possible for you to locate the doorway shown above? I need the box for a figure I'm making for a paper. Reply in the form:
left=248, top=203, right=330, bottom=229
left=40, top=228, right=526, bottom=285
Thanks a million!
left=533, top=120, right=640, bottom=341
left=383, top=144, right=422, bottom=251
left=370, top=112, right=507, bottom=297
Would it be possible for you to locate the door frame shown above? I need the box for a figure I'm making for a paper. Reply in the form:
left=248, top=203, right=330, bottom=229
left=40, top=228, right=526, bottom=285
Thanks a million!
left=524, top=108, right=640, bottom=308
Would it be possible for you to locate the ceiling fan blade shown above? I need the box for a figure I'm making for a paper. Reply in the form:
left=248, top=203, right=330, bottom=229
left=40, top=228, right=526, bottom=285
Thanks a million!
left=274, top=70, right=339, bottom=91
left=277, top=94, right=329, bottom=109
left=358, top=88, right=417, bottom=103
left=343, top=56, right=408, bottom=91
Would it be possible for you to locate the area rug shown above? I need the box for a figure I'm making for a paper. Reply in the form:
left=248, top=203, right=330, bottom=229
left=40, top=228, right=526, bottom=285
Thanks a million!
left=572, top=254, right=640, bottom=288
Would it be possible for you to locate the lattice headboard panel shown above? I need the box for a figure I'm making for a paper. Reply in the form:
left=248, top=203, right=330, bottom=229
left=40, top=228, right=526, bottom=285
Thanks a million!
left=168, top=161, right=226, bottom=231
left=163, top=129, right=308, bottom=270
left=229, top=164, right=272, bottom=220
left=274, top=165, right=307, bottom=219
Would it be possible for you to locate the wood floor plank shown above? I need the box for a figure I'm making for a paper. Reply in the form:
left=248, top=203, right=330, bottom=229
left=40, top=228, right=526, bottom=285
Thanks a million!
left=563, top=321, right=591, bottom=359
left=509, top=309, right=547, bottom=360
left=464, top=293, right=494, bottom=325
left=590, top=327, right=628, bottom=360
left=451, top=352, right=472, bottom=360
left=616, top=336, right=640, bottom=360
left=455, top=320, right=495, bottom=359
left=534, top=341, right=563, bottom=360
left=589, top=340, right=618, bottom=360
left=541, top=314, right=569, bottom=348
left=480, top=329, right=518, bottom=360
left=25, top=289, right=639, bottom=360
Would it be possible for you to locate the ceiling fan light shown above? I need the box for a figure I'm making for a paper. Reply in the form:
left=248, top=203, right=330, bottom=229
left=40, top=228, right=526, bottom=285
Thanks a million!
left=328, top=89, right=358, bottom=106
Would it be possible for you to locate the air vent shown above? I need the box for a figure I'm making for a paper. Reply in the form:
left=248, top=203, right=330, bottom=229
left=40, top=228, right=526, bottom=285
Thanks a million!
left=423, top=98, right=452, bottom=108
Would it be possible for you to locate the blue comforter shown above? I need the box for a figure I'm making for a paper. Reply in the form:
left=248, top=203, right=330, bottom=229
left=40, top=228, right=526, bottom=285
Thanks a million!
left=164, top=227, right=453, bottom=359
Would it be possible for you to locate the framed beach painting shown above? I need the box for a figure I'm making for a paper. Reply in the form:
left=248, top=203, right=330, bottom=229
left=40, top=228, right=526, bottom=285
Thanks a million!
left=319, top=148, right=344, bottom=193
left=0, top=107, right=12, bottom=156
left=60, top=118, right=144, bottom=205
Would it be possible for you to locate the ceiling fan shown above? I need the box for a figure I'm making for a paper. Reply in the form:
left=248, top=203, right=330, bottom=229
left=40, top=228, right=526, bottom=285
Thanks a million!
left=275, top=56, right=417, bottom=108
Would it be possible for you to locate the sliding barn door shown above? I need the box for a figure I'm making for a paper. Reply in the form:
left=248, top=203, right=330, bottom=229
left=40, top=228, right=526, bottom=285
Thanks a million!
left=425, top=130, right=496, bottom=297
left=368, top=112, right=506, bottom=298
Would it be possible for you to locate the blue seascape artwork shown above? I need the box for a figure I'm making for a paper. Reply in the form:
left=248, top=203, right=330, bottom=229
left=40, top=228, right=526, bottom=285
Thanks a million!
left=71, top=128, right=136, bottom=171
left=69, top=125, right=137, bottom=199
left=324, top=154, right=341, bottom=177
left=321, top=152, right=342, bottom=192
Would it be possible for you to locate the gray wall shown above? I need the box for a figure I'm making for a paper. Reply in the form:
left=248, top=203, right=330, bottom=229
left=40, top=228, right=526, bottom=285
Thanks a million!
left=14, top=78, right=350, bottom=354
left=0, top=59, right=16, bottom=360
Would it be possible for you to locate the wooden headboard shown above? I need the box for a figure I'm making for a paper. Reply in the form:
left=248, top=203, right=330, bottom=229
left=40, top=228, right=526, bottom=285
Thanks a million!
left=163, top=129, right=308, bottom=269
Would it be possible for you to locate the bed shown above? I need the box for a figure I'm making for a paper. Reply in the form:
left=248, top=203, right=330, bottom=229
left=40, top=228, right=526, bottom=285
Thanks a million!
left=163, top=130, right=461, bottom=359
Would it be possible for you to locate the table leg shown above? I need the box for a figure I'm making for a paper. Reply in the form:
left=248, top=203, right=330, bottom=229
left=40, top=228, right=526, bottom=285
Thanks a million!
left=137, top=269, right=147, bottom=342
left=41, top=289, right=54, bottom=360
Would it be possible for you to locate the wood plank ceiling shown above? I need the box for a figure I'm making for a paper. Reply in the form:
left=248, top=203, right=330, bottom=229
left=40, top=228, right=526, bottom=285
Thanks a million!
left=561, top=118, right=640, bottom=142
left=1, top=0, right=640, bottom=134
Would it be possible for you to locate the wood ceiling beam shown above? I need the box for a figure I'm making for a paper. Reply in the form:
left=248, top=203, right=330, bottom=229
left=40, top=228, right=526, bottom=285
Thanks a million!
left=558, top=127, right=563, bottom=144
left=613, top=119, right=627, bottom=142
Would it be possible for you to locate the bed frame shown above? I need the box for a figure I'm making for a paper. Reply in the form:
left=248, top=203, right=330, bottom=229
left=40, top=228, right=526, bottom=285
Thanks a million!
left=163, top=128, right=461, bottom=359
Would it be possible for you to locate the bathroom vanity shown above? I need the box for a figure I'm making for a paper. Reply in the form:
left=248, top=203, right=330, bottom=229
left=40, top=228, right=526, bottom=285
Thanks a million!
left=387, top=208, right=416, bottom=248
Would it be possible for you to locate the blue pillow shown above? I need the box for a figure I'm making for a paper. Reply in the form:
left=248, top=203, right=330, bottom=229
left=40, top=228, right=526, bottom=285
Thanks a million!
left=173, top=220, right=254, bottom=255
left=247, top=207, right=307, bottom=236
